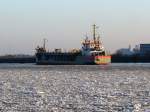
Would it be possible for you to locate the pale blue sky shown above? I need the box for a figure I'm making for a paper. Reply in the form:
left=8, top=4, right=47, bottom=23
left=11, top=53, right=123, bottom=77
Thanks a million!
left=0, top=0, right=150, bottom=54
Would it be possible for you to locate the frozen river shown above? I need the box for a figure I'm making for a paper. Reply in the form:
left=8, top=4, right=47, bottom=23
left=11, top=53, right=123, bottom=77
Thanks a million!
left=0, top=63, right=149, bottom=112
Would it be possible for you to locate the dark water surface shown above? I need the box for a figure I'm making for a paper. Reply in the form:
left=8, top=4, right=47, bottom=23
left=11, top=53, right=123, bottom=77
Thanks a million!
left=0, top=63, right=149, bottom=112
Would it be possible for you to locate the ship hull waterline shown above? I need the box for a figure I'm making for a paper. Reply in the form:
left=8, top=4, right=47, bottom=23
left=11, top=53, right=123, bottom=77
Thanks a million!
left=36, top=54, right=111, bottom=65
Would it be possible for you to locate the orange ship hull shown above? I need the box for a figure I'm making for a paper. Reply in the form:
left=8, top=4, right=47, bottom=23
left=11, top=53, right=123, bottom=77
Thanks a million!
left=94, top=56, right=111, bottom=65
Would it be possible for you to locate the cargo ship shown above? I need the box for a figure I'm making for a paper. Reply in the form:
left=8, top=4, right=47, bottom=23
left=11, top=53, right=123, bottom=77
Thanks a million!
left=35, top=24, right=111, bottom=65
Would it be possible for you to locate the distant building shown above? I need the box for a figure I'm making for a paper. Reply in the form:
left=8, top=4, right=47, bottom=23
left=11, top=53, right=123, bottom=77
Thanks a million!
left=115, top=43, right=150, bottom=56
left=140, top=44, right=150, bottom=56
left=133, top=45, right=140, bottom=54
left=116, top=45, right=133, bottom=56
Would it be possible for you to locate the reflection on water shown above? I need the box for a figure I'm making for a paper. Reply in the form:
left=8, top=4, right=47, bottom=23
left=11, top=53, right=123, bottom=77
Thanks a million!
left=0, top=63, right=149, bottom=111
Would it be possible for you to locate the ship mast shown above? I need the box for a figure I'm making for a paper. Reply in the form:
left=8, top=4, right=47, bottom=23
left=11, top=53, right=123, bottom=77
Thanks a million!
left=93, top=24, right=96, bottom=41
left=43, top=38, right=47, bottom=51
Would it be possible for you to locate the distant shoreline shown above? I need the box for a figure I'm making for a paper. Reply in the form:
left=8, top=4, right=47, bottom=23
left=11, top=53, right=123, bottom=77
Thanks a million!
left=0, top=55, right=35, bottom=63
left=0, top=55, right=150, bottom=63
